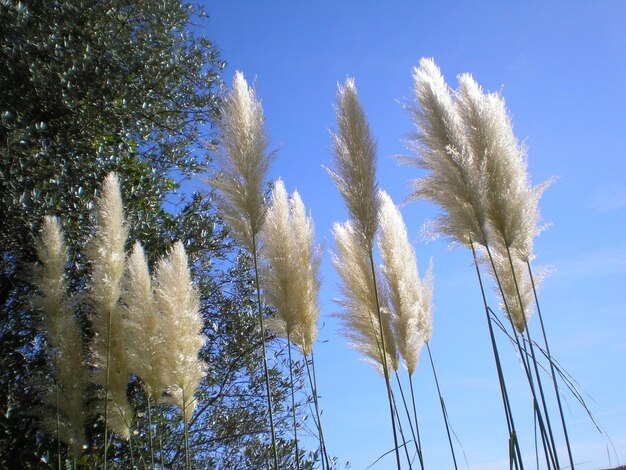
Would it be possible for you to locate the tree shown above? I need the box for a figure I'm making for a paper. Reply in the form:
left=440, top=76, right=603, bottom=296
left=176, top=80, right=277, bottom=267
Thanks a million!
left=0, top=1, right=314, bottom=467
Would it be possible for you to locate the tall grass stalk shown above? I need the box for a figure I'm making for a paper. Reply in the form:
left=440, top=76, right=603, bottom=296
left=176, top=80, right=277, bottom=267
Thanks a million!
left=483, top=244, right=556, bottom=469
left=527, top=261, right=575, bottom=469
left=305, top=352, right=330, bottom=469
left=470, top=241, right=523, bottom=470
left=502, top=245, right=561, bottom=469
left=209, top=71, right=278, bottom=469
left=394, top=372, right=423, bottom=469
left=408, top=375, right=424, bottom=469
left=251, top=234, right=279, bottom=469
left=287, top=335, right=301, bottom=469
left=329, top=78, right=401, bottom=469
left=391, top=391, right=414, bottom=469
left=425, top=343, right=458, bottom=470
left=369, top=252, right=403, bottom=470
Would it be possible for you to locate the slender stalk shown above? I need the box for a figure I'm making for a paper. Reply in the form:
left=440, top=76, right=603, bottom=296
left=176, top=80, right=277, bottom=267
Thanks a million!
left=504, top=245, right=560, bottom=470
left=527, top=260, right=575, bottom=470
left=394, top=372, right=423, bottom=469
left=408, top=375, right=425, bottom=469
left=426, top=343, right=458, bottom=470
left=469, top=240, right=523, bottom=470
left=251, top=232, right=280, bottom=470
left=157, top=403, right=165, bottom=470
left=368, top=252, right=402, bottom=470
left=54, top=351, right=61, bottom=470
left=103, top=308, right=113, bottom=470
left=287, top=335, right=301, bottom=469
left=128, top=426, right=136, bottom=469
left=483, top=242, right=555, bottom=469
left=183, top=389, right=190, bottom=470
left=391, top=392, right=413, bottom=469
left=147, top=396, right=155, bottom=470
left=306, top=352, right=330, bottom=470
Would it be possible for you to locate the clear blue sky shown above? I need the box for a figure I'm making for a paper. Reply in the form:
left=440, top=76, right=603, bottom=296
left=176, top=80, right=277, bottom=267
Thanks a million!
left=204, top=2, right=626, bottom=469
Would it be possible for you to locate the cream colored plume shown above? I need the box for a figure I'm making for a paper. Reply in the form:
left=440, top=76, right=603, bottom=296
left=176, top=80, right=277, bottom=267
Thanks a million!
left=377, top=192, right=433, bottom=375
left=33, top=216, right=86, bottom=456
left=328, top=78, right=380, bottom=250
left=153, top=241, right=206, bottom=422
left=121, top=241, right=164, bottom=400
left=405, top=58, right=488, bottom=248
left=456, top=73, right=551, bottom=262
left=261, top=179, right=321, bottom=356
left=210, top=71, right=273, bottom=251
left=332, top=221, right=398, bottom=373
left=483, top=242, right=541, bottom=334
left=88, top=172, right=132, bottom=439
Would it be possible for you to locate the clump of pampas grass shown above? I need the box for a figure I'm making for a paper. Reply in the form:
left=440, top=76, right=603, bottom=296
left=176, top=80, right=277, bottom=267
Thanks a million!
left=33, top=216, right=87, bottom=459
left=208, top=71, right=279, bottom=468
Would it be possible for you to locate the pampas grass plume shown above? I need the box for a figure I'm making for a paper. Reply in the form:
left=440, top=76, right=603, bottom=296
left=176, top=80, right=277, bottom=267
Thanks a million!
left=456, top=74, right=551, bottom=262
left=210, top=71, right=273, bottom=251
left=406, top=58, right=488, bottom=248
left=88, top=172, right=132, bottom=439
left=153, top=241, right=206, bottom=422
left=378, top=192, right=433, bottom=375
left=332, top=221, right=398, bottom=373
left=33, top=216, right=86, bottom=456
left=122, top=241, right=164, bottom=400
left=328, top=78, right=379, bottom=249
left=261, top=179, right=321, bottom=356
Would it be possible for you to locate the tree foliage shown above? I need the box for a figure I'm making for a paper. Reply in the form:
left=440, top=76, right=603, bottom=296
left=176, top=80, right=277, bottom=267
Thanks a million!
left=0, top=1, right=314, bottom=467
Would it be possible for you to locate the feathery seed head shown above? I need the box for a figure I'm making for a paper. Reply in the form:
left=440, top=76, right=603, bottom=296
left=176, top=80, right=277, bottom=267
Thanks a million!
left=329, top=78, right=380, bottom=249
left=210, top=71, right=273, bottom=251
left=261, top=179, right=321, bottom=355
left=332, top=221, right=398, bottom=373
left=456, top=73, right=550, bottom=261
left=406, top=59, right=488, bottom=247
left=33, top=216, right=87, bottom=455
left=153, top=241, right=206, bottom=422
left=87, top=172, right=132, bottom=439
left=484, top=242, right=541, bottom=334
left=378, top=192, right=432, bottom=375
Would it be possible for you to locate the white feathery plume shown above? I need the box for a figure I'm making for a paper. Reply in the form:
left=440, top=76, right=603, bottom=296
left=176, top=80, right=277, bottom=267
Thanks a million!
left=210, top=71, right=274, bottom=251
left=88, top=172, right=132, bottom=439
left=33, top=216, right=86, bottom=456
left=328, top=78, right=379, bottom=250
left=121, top=241, right=164, bottom=400
left=483, top=242, right=541, bottom=334
left=456, top=74, right=551, bottom=261
left=405, top=57, right=488, bottom=247
left=377, top=192, right=433, bottom=376
left=153, top=241, right=206, bottom=422
left=261, top=179, right=321, bottom=356
left=332, top=221, right=398, bottom=373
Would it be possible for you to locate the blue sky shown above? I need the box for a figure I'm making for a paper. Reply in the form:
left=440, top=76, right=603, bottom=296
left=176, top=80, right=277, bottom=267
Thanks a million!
left=204, top=2, right=626, bottom=468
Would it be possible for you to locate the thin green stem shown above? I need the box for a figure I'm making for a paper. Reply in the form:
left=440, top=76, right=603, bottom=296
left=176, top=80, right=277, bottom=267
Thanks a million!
left=394, top=372, right=422, bottom=469
left=251, top=232, right=280, bottom=470
left=367, top=251, right=402, bottom=470
left=391, top=392, right=413, bottom=469
left=54, top=351, right=61, bottom=470
left=156, top=401, right=165, bottom=470
left=287, top=335, right=301, bottom=469
left=306, top=352, right=330, bottom=470
left=147, top=394, right=155, bottom=470
left=103, top=307, right=113, bottom=470
left=483, top=242, right=555, bottom=469
left=527, top=260, right=575, bottom=470
left=408, top=374, right=425, bottom=470
left=469, top=240, right=523, bottom=470
left=426, top=343, right=458, bottom=470
left=183, top=389, right=190, bottom=470
left=504, top=245, right=560, bottom=470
